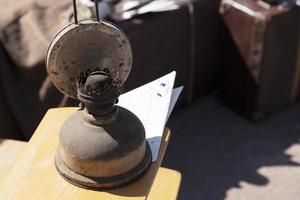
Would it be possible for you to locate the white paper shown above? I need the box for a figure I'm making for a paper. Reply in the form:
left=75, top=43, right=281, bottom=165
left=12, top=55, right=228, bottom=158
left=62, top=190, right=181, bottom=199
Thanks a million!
left=167, top=86, right=183, bottom=121
left=118, top=71, right=181, bottom=161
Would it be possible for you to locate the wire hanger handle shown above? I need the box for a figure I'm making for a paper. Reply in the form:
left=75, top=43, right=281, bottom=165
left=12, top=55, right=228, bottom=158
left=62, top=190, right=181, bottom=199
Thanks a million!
left=72, top=0, right=100, bottom=24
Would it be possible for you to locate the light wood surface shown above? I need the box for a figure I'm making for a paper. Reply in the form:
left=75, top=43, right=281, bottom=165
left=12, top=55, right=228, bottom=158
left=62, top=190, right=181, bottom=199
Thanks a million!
left=0, top=139, right=26, bottom=178
left=0, top=107, right=181, bottom=200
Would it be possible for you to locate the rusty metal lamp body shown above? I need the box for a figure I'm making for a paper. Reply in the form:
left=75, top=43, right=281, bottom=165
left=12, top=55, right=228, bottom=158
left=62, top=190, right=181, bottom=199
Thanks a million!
left=46, top=0, right=151, bottom=189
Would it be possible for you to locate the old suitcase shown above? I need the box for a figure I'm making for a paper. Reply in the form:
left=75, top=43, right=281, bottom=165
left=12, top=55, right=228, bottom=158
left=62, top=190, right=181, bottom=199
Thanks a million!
left=218, top=0, right=300, bottom=119
left=0, top=0, right=201, bottom=139
left=191, top=0, right=223, bottom=102
left=123, top=0, right=223, bottom=105
left=120, top=7, right=191, bottom=105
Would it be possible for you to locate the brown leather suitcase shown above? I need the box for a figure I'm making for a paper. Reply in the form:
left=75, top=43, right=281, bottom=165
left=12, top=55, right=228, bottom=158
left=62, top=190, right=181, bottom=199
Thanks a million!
left=218, top=0, right=300, bottom=119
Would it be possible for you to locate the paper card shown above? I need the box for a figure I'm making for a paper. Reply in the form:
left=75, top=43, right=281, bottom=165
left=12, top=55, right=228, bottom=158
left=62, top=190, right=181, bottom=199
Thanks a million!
left=118, top=71, right=182, bottom=161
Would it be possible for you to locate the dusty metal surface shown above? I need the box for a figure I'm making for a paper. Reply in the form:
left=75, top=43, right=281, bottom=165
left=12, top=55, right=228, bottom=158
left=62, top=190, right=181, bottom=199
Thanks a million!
left=55, top=142, right=152, bottom=190
left=46, top=19, right=132, bottom=99
left=52, top=73, right=151, bottom=189
left=46, top=5, right=151, bottom=189
left=58, top=107, right=148, bottom=176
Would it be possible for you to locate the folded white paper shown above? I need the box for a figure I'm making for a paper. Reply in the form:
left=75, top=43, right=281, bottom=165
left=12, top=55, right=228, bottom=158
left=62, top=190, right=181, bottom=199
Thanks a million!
left=118, top=71, right=182, bottom=162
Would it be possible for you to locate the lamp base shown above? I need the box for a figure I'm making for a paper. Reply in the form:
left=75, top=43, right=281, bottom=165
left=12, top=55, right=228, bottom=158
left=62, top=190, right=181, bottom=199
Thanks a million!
left=55, top=142, right=152, bottom=190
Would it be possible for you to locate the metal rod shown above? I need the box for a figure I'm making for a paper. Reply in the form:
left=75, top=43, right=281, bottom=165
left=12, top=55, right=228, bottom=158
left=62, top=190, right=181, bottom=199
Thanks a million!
left=95, top=0, right=100, bottom=22
left=73, top=0, right=78, bottom=24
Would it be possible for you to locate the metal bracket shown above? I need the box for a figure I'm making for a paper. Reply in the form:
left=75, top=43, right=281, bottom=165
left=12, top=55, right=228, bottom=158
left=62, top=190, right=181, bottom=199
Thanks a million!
left=72, top=0, right=100, bottom=24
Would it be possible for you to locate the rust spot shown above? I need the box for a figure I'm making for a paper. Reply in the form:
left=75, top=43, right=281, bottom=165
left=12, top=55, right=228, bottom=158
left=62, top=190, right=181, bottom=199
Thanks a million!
left=118, top=63, right=124, bottom=68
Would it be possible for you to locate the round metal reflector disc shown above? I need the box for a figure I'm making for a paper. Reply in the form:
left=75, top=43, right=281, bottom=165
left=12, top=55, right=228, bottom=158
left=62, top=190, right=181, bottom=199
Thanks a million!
left=46, top=19, right=132, bottom=99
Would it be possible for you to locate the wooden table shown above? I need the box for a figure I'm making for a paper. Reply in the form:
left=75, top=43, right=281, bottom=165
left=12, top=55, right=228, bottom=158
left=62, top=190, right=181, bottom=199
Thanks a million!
left=0, top=138, right=26, bottom=178
left=0, top=108, right=181, bottom=200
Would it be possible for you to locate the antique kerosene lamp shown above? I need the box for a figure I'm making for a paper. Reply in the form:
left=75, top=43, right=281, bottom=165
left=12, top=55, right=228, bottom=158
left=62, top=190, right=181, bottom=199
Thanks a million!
left=46, top=0, right=151, bottom=189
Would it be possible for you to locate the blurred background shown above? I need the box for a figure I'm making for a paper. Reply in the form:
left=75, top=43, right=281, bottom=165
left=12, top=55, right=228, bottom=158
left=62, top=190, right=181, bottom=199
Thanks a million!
left=0, top=0, right=299, bottom=199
